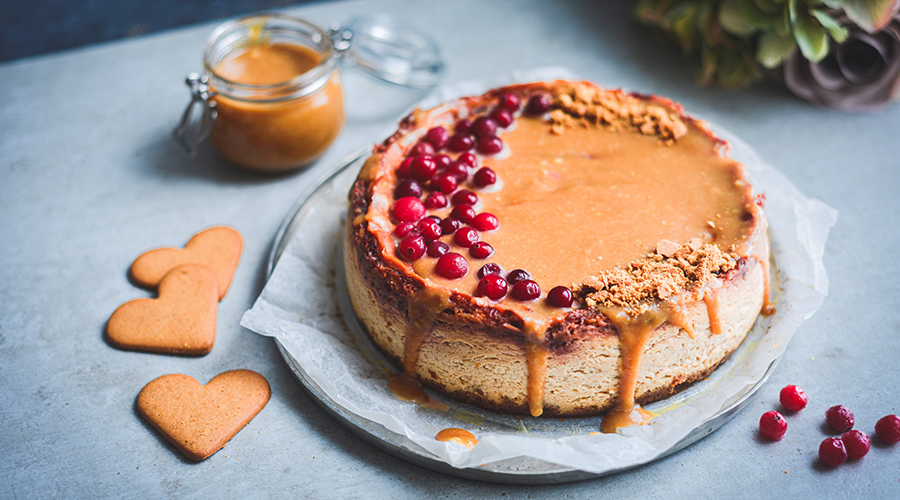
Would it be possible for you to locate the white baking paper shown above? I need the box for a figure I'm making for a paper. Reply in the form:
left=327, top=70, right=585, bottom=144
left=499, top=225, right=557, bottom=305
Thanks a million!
left=241, top=68, right=838, bottom=474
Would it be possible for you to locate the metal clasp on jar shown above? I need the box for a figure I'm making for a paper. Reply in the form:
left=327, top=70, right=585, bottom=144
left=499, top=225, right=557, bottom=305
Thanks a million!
left=173, top=73, right=217, bottom=158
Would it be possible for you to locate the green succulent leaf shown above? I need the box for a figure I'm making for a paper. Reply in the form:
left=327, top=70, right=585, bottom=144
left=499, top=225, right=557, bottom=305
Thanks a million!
left=755, top=0, right=782, bottom=15
left=720, top=0, right=759, bottom=35
left=756, top=31, right=798, bottom=67
left=810, top=8, right=849, bottom=42
left=793, top=8, right=831, bottom=61
left=666, top=2, right=702, bottom=52
left=840, top=0, right=897, bottom=34
left=717, top=49, right=753, bottom=88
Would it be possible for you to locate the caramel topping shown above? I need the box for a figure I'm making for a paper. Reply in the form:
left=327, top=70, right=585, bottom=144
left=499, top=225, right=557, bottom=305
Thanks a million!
left=387, top=373, right=448, bottom=412
left=216, top=43, right=321, bottom=85
left=435, top=428, right=478, bottom=449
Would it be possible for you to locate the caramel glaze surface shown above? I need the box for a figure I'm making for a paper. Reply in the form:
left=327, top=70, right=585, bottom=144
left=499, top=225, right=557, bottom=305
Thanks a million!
left=435, top=428, right=478, bottom=449
left=353, top=81, right=769, bottom=429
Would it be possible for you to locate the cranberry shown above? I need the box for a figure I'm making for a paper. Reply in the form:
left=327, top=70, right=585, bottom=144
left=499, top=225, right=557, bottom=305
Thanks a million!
left=398, top=234, right=426, bottom=261
left=423, top=191, right=448, bottom=209
left=471, top=116, right=498, bottom=138
left=423, top=127, right=450, bottom=150
left=416, top=218, right=442, bottom=241
left=476, top=136, right=503, bottom=156
left=394, top=179, right=423, bottom=199
left=451, top=189, right=478, bottom=206
left=409, top=155, right=437, bottom=182
left=825, top=405, right=855, bottom=433
left=397, top=157, right=414, bottom=178
left=448, top=134, right=474, bottom=152
left=427, top=215, right=441, bottom=223
left=875, top=414, right=900, bottom=444
left=426, top=241, right=449, bottom=257
left=497, top=92, right=520, bottom=111
left=392, top=196, right=425, bottom=222
left=454, top=119, right=472, bottom=135
left=841, top=430, right=871, bottom=459
left=457, top=152, right=478, bottom=168
left=475, top=274, right=508, bottom=301
left=526, top=93, right=551, bottom=115
left=434, top=153, right=453, bottom=170
left=547, top=286, right=573, bottom=307
left=469, top=241, right=494, bottom=259
left=446, top=161, right=470, bottom=181
left=511, top=279, right=541, bottom=301
left=506, top=269, right=532, bottom=285
left=409, top=142, right=435, bottom=157
left=758, top=410, right=787, bottom=441
left=393, top=221, right=416, bottom=238
left=477, top=263, right=502, bottom=279
left=490, top=108, right=513, bottom=128
left=440, top=217, right=461, bottom=235
left=473, top=167, right=497, bottom=187
left=431, top=172, right=458, bottom=194
left=435, top=252, right=468, bottom=279
left=779, top=385, right=807, bottom=412
left=453, top=227, right=479, bottom=248
left=819, top=437, right=848, bottom=467
left=470, top=212, right=499, bottom=231
left=450, top=204, right=476, bottom=224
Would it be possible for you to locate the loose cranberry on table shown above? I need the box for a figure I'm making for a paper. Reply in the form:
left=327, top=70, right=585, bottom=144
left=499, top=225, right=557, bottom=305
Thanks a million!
left=392, top=196, right=425, bottom=222
left=426, top=241, right=449, bottom=258
left=473, top=167, right=497, bottom=187
left=477, top=263, right=502, bottom=279
left=453, top=227, right=479, bottom=248
left=490, top=109, right=513, bottom=128
left=779, top=385, right=807, bottom=412
left=825, top=405, right=855, bottom=433
left=395, top=179, right=423, bottom=199
left=416, top=218, right=442, bottom=242
left=440, top=217, right=461, bottom=235
left=423, top=127, right=450, bottom=150
left=409, top=155, right=437, bottom=182
left=409, top=141, right=435, bottom=157
left=874, top=414, right=900, bottom=444
left=450, top=204, right=476, bottom=224
left=475, top=274, right=507, bottom=301
left=471, top=116, right=498, bottom=138
left=393, top=221, right=416, bottom=238
left=452, top=189, right=479, bottom=206
left=497, top=92, right=520, bottom=111
left=435, top=252, right=468, bottom=279
left=470, top=212, right=499, bottom=231
left=526, top=93, right=551, bottom=115
left=457, top=152, right=478, bottom=168
left=819, top=437, right=848, bottom=467
left=759, top=410, right=787, bottom=441
left=448, top=134, right=475, bottom=152
left=423, top=191, right=448, bottom=209
left=511, top=279, right=541, bottom=301
left=454, top=119, right=472, bottom=135
left=547, top=286, right=573, bottom=308
left=431, top=172, right=458, bottom=194
left=446, top=161, right=470, bottom=181
left=841, top=430, right=871, bottom=459
left=506, top=269, right=532, bottom=285
left=398, top=234, right=426, bottom=261
left=476, top=136, right=503, bottom=156
left=469, top=241, right=494, bottom=259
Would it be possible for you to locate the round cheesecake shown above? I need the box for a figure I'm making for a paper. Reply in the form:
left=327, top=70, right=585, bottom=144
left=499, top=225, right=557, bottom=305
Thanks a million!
left=344, top=81, right=771, bottom=428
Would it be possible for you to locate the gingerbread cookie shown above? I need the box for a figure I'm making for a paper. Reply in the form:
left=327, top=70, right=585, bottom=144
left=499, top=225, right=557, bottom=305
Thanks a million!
left=136, top=370, right=270, bottom=461
left=130, top=226, right=243, bottom=300
left=108, top=264, right=218, bottom=355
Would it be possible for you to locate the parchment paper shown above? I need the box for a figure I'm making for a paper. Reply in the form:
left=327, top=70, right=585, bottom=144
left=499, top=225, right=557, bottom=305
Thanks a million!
left=240, top=68, right=838, bottom=473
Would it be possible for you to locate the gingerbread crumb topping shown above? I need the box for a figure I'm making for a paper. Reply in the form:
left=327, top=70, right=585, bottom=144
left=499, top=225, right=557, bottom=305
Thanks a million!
left=575, top=240, right=738, bottom=312
left=548, top=83, right=688, bottom=144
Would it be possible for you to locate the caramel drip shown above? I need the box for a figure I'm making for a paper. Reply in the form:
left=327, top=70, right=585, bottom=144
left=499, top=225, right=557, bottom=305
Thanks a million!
left=525, top=340, right=550, bottom=417
left=703, top=284, right=723, bottom=335
left=663, top=299, right=695, bottom=339
left=435, top=428, right=478, bottom=449
left=387, top=373, right=449, bottom=411
left=752, top=256, right=776, bottom=316
left=403, top=290, right=448, bottom=376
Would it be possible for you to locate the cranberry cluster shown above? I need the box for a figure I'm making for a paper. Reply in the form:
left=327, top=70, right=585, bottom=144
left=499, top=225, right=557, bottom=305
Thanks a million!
left=388, top=91, right=571, bottom=308
left=757, top=384, right=900, bottom=468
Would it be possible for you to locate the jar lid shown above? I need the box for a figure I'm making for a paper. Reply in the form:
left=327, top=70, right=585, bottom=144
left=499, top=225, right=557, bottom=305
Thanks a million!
left=335, top=15, right=445, bottom=90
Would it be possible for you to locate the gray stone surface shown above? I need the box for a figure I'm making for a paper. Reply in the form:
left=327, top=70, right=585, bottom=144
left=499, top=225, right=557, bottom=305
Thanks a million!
left=1, top=0, right=898, bottom=498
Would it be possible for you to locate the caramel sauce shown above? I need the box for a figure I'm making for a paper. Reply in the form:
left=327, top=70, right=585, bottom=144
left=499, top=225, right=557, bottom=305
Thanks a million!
left=753, top=256, right=776, bottom=316
left=435, top=428, right=478, bottom=449
left=403, top=289, right=448, bottom=376
left=387, top=373, right=448, bottom=412
left=525, top=338, right=550, bottom=417
left=703, top=283, right=723, bottom=335
left=216, top=43, right=321, bottom=85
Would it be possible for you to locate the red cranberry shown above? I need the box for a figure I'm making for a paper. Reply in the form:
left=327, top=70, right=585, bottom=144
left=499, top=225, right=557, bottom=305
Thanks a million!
left=498, top=92, right=520, bottom=111
left=398, top=234, right=425, bottom=261
left=506, top=269, right=531, bottom=284
left=469, top=241, right=494, bottom=259
left=434, top=153, right=452, bottom=170
left=451, top=189, right=478, bottom=206
left=547, top=286, right=573, bottom=307
left=440, top=217, right=461, bottom=235
left=448, top=134, right=475, bottom=152
left=511, top=279, right=541, bottom=301
left=825, top=405, right=855, bottom=433
left=416, top=218, right=442, bottom=242
left=409, top=155, right=437, bottom=182
left=779, top=385, right=807, bottom=412
left=423, top=127, right=450, bottom=150
left=759, top=410, right=787, bottom=441
left=841, top=430, right=871, bottom=460
left=490, top=108, right=513, bottom=128
left=476, top=136, right=503, bottom=156
left=819, top=437, right=848, bottom=467
left=397, top=157, right=414, bottom=178
left=423, top=191, right=448, bottom=209
left=435, top=252, right=468, bottom=279
left=453, top=227, right=479, bottom=248
left=392, top=196, right=425, bottom=222
left=426, top=241, right=449, bottom=257
left=471, top=116, right=498, bottom=138
left=395, top=179, right=423, bottom=199
left=457, top=152, right=478, bottom=168
left=454, top=119, right=472, bottom=135
left=475, top=274, right=508, bottom=301
left=526, top=93, right=551, bottom=115
left=477, top=263, right=502, bottom=279
left=473, top=167, right=497, bottom=187
left=431, top=172, right=458, bottom=193
left=446, top=161, right=470, bottom=181
left=427, top=215, right=441, bottom=223
left=470, top=212, right=499, bottom=231
left=875, top=414, right=900, bottom=444
left=450, top=204, right=476, bottom=224
left=409, top=142, right=435, bottom=157
left=393, top=221, right=416, bottom=238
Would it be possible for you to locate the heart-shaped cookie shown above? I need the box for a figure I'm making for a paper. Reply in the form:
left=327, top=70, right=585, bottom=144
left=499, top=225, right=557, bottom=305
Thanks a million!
left=108, top=264, right=218, bottom=355
left=136, top=370, right=270, bottom=461
left=130, top=226, right=243, bottom=300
